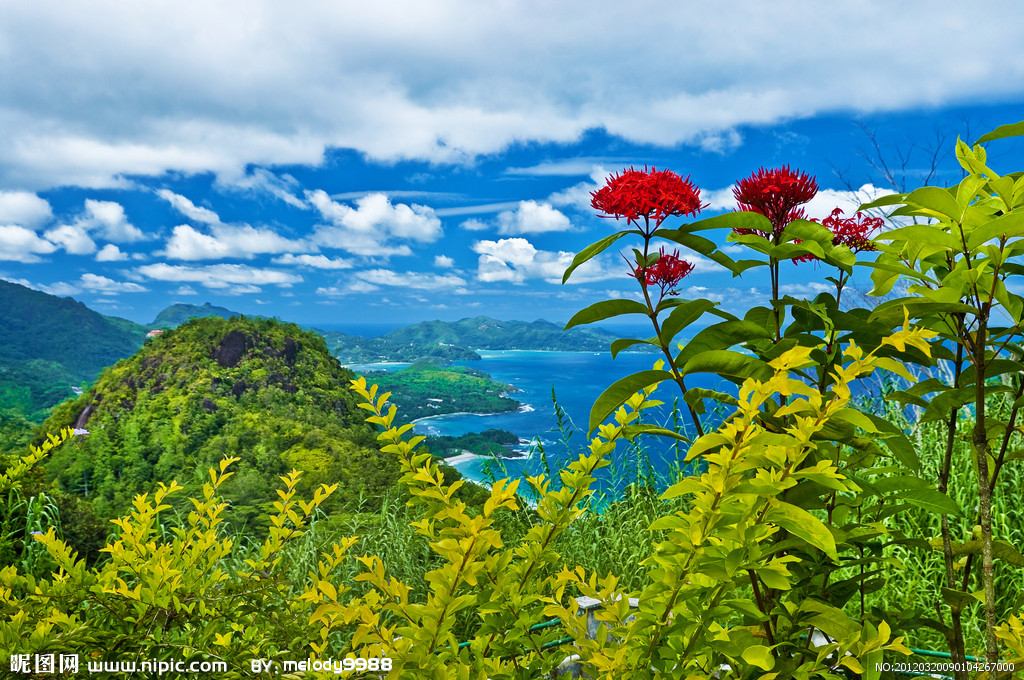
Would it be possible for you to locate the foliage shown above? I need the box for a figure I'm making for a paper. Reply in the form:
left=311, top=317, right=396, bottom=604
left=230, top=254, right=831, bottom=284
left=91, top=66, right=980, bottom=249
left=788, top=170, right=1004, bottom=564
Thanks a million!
left=364, top=363, right=520, bottom=425
left=425, top=429, right=522, bottom=459
left=1, top=454, right=349, bottom=677
left=0, top=280, right=146, bottom=420
left=39, top=316, right=393, bottom=528
left=321, top=315, right=655, bottom=364
left=151, top=302, right=248, bottom=328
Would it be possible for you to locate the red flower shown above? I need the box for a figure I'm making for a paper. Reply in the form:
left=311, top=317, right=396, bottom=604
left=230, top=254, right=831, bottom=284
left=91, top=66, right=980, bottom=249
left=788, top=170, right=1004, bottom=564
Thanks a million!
left=592, top=166, right=704, bottom=233
left=632, top=247, right=695, bottom=294
left=733, top=165, right=818, bottom=239
left=794, top=208, right=883, bottom=264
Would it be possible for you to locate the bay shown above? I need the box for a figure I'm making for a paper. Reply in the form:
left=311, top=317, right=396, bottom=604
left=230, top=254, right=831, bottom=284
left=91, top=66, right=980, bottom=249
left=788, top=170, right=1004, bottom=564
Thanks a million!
left=397, top=350, right=731, bottom=496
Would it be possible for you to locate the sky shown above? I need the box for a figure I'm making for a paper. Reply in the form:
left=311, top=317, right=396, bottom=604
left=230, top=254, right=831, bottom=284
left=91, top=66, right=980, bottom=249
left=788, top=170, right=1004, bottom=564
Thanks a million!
left=1, top=1, right=1023, bottom=331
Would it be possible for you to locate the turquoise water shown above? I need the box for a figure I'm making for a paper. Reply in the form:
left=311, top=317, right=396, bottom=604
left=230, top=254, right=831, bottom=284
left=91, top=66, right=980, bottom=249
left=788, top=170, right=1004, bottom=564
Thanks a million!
left=392, top=350, right=729, bottom=496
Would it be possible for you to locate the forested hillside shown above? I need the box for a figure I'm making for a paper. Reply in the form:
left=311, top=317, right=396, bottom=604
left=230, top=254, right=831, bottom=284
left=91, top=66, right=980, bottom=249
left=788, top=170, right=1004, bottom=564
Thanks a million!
left=40, top=317, right=394, bottom=526
left=0, top=280, right=147, bottom=422
left=321, top=315, right=653, bottom=363
left=151, top=301, right=247, bottom=328
left=363, top=363, right=520, bottom=423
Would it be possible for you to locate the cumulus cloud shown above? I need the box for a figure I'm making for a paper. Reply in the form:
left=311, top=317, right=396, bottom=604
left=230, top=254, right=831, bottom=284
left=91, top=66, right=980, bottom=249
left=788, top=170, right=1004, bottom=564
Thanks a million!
left=162, top=223, right=309, bottom=260
left=43, top=224, right=96, bottom=255
left=156, top=189, right=220, bottom=223
left=0, top=225, right=58, bottom=262
left=496, top=200, right=571, bottom=235
left=1, top=276, right=81, bottom=296
left=214, top=168, right=306, bottom=209
left=547, top=166, right=612, bottom=213
left=79, top=273, right=147, bottom=293
left=355, top=269, right=467, bottom=291
left=458, top=218, right=489, bottom=231
left=308, top=190, right=442, bottom=256
left=43, top=199, right=145, bottom=255
left=271, top=253, right=353, bottom=269
left=136, top=262, right=302, bottom=289
left=433, top=254, right=454, bottom=268
left=6, top=2, right=1020, bottom=190
left=95, top=243, right=129, bottom=261
left=472, top=237, right=615, bottom=285
left=0, top=191, right=52, bottom=227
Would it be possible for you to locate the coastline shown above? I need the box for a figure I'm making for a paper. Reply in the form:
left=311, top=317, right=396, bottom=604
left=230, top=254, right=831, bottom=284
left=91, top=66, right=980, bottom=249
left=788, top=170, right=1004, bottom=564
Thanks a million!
left=410, top=401, right=535, bottom=426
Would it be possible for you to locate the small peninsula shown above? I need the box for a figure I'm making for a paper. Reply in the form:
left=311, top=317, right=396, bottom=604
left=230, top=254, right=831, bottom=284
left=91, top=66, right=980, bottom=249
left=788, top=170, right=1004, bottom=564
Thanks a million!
left=360, top=363, right=520, bottom=424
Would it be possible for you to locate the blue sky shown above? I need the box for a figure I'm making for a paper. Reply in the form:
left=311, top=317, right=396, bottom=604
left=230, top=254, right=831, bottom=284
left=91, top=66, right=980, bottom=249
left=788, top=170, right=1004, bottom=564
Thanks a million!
left=1, top=2, right=1023, bottom=330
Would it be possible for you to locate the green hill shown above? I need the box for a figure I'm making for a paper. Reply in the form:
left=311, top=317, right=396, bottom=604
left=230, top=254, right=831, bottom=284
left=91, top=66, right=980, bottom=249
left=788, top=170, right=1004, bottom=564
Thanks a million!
left=151, top=301, right=247, bottom=328
left=40, top=316, right=393, bottom=525
left=320, top=315, right=651, bottom=363
left=0, top=280, right=147, bottom=421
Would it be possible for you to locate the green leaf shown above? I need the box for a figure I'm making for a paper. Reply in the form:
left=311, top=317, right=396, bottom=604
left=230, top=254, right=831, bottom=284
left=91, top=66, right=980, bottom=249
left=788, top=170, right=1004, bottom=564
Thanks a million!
left=906, top=186, right=962, bottom=221
left=966, top=211, right=1024, bottom=249
left=741, top=645, right=774, bottom=671
left=621, top=423, right=690, bottom=442
left=564, top=299, right=650, bottom=330
left=562, top=231, right=634, bottom=284
left=669, top=210, right=773, bottom=234
left=900, top=489, right=964, bottom=517
left=679, top=350, right=772, bottom=382
left=660, top=299, right=718, bottom=346
left=610, top=336, right=659, bottom=358
left=768, top=502, right=838, bottom=561
left=657, top=228, right=763, bottom=276
left=675, top=320, right=772, bottom=365
left=589, top=369, right=675, bottom=433
left=976, top=121, right=1024, bottom=144
left=879, top=224, right=961, bottom=249
left=862, top=412, right=920, bottom=471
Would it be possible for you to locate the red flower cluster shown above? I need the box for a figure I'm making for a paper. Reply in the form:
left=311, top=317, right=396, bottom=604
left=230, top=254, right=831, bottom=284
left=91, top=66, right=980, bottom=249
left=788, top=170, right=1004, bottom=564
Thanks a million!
left=592, top=166, right=704, bottom=233
left=732, top=165, right=818, bottom=238
left=794, top=208, right=884, bottom=264
left=632, top=247, right=695, bottom=294
left=821, top=208, right=882, bottom=252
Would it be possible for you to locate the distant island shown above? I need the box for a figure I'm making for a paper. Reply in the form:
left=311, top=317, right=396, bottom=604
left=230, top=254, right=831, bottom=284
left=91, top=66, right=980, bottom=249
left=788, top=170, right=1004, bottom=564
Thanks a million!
left=318, top=315, right=655, bottom=363
left=362, top=363, right=521, bottom=424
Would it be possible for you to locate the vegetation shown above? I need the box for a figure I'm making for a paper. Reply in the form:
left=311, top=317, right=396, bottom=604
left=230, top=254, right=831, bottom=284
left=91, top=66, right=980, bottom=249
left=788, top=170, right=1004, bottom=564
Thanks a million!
left=320, top=315, right=655, bottom=364
left=0, top=280, right=146, bottom=420
left=5, top=122, right=1024, bottom=678
left=425, top=429, right=523, bottom=459
left=151, top=301, right=249, bottom=328
left=362, top=363, right=520, bottom=424
left=38, top=316, right=396, bottom=530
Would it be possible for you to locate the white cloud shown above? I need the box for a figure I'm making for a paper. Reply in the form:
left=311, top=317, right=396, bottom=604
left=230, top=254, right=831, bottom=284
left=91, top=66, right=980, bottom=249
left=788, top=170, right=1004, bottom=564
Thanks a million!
left=214, top=168, right=306, bottom=208
left=43, top=199, right=145, bottom=254
left=0, top=225, right=58, bottom=262
left=703, top=186, right=738, bottom=212
left=547, top=166, right=612, bottom=213
left=171, top=285, right=198, bottom=295
left=780, top=282, right=834, bottom=296
left=316, top=281, right=381, bottom=296
left=95, top=243, right=129, bottom=261
left=496, top=200, right=571, bottom=235
left=433, top=254, right=454, bottom=268
left=458, top=218, right=489, bottom=231
left=308, top=190, right=442, bottom=256
left=136, top=262, right=302, bottom=289
left=1, top=275, right=73, bottom=295
left=82, top=199, right=145, bottom=241
left=156, top=189, right=220, bottom=223
left=271, top=253, right=353, bottom=269
left=355, top=269, right=467, bottom=291
left=162, top=223, right=309, bottom=260
left=472, top=237, right=615, bottom=284
left=3, top=3, right=1024, bottom=190
left=0, top=191, right=52, bottom=227
left=802, top=184, right=897, bottom=220
left=79, top=273, right=148, bottom=293
left=43, top=224, right=96, bottom=255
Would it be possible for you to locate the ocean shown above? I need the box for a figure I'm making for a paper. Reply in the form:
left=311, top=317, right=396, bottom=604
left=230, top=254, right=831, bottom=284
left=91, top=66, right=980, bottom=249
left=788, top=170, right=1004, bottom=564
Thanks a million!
left=350, top=350, right=730, bottom=498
